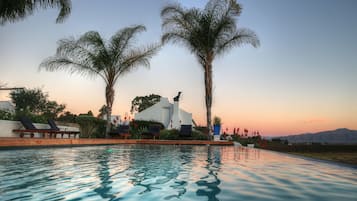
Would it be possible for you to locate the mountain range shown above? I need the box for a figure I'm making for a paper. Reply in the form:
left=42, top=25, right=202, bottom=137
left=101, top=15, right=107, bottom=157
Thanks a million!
left=278, top=128, right=357, bottom=144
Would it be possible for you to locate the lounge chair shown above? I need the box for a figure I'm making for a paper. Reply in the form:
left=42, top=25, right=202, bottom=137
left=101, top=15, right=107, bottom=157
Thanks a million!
left=142, top=125, right=161, bottom=139
left=179, top=125, right=192, bottom=138
left=47, top=119, right=80, bottom=138
left=110, top=125, right=131, bottom=139
left=13, top=116, right=58, bottom=138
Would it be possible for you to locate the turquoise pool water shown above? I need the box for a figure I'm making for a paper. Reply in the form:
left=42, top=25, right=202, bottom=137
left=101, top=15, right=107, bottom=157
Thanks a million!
left=0, top=145, right=356, bottom=201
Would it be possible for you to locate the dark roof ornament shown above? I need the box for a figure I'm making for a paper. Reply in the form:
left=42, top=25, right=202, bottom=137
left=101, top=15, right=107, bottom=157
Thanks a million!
left=173, top=91, right=182, bottom=102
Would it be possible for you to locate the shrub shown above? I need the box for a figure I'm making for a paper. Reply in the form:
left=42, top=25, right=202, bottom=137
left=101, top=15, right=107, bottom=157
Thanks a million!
left=0, top=110, right=14, bottom=120
left=192, top=130, right=208, bottom=140
left=130, top=126, right=148, bottom=139
left=13, top=111, right=47, bottom=123
left=76, top=115, right=106, bottom=138
left=130, top=120, right=164, bottom=138
left=130, top=120, right=164, bottom=129
left=194, top=126, right=209, bottom=134
left=160, top=129, right=179, bottom=140
left=213, top=116, right=221, bottom=125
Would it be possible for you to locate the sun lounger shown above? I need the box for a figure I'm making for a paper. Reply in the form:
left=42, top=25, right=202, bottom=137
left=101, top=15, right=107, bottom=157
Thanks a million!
left=12, top=117, right=79, bottom=138
left=142, top=125, right=161, bottom=139
left=179, top=125, right=192, bottom=138
left=47, top=119, right=80, bottom=138
left=109, top=125, right=131, bottom=139
left=12, top=116, right=58, bottom=138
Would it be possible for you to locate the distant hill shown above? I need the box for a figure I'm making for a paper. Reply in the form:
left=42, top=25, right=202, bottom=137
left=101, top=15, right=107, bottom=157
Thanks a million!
left=279, top=128, right=357, bottom=144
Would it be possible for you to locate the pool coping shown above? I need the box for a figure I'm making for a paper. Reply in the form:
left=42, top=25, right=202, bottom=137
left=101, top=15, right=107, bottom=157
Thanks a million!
left=0, top=138, right=233, bottom=148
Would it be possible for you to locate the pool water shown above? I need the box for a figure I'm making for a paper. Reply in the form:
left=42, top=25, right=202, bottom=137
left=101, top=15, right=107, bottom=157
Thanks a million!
left=0, top=145, right=356, bottom=201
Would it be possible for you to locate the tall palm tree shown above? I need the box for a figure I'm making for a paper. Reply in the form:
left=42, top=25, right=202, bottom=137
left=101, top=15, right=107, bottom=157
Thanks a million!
left=161, top=0, right=259, bottom=139
left=0, top=0, right=71, bottom=25
left=40, top=25, right=160, bottom=137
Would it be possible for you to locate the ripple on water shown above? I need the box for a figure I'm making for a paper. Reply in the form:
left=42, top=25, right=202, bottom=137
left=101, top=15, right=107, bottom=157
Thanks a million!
left=0, top=145, right=356, bottom=201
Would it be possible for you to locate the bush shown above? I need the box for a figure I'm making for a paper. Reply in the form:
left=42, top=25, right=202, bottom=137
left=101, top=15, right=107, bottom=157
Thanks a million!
left=160, top=129, right=179, bottom=140
left=194, top=126, right=209, bottom=134
left=130, top=120, right=164, bottom=138
left=76, top=115, right=106, bottom=138
left=130, top=126, right=148, bottom=139
left=192, top=130, right=208, bottom=140
left=0, top=110, right=14, bottom=120
left=213, top=116, right=221, bottom=125
left=130, top=120, right=164, bottom=129
left=13, top=111, right=47, bottom=123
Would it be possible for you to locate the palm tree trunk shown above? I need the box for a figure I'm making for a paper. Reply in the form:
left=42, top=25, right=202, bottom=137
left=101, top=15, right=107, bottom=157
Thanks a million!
left=204, top=62, right=213, bottom=140
left=105, top=85, right=115, bottom=138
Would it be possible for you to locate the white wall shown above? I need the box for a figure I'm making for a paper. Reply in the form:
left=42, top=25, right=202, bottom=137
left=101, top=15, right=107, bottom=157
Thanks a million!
left=179, top=109, right=192, bottom=125
left=134, top=97, right=193, bottom=129
left=0, top=120, right=79, bottom=138
left=135, top=97, right=172, bottom=127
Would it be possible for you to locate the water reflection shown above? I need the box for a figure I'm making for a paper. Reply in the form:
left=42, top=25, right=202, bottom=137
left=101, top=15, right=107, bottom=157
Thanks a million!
left=0, top=145, right=356, bottom=201
left=93, top=151, right=114, bottom=199
left=196, top=146, right=222, bottom=201
left=125, top=145, right=193, bottom=199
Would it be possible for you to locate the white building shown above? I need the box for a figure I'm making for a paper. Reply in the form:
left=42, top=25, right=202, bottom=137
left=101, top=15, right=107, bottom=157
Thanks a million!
left=0, top=101, right=15, bottom=113
left=134, top=95, right=192, bottom=129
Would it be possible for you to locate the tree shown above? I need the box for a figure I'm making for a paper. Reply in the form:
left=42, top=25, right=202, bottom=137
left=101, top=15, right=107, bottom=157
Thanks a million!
left=40, top=25, right=160, bottom=137
left=0, top=0, right=71, bottom=25
left=57, top=111, right=77, bottom=123
left=10, top=88, right=65, bottom=120
left=130, top=94, right=161, bottom=114
left=161, top=0, right=259, bottom=139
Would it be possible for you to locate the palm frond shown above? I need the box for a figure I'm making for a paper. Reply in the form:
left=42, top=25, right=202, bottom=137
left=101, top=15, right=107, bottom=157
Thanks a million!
left=216, top=28, right=260, bottom=55
left=40, top=33, right=107, bottom=81
left=77, top=31, right=110, bottom=70
left=0, top=0, right=71, bottom=25
left=108, top=25, right=146, bottom=63
left=40, top=56, right=105, bottom=80
left=115, top=43, right=161, bottom=81
left=55, top=0, right=71, bottom=23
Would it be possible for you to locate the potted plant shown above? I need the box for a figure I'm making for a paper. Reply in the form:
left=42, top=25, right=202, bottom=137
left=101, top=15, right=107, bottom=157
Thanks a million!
left=213, top=116, right=221, bottom=140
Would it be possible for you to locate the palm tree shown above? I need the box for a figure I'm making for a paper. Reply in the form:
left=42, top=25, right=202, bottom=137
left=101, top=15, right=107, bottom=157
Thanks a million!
left=0, top=0, right=71, bottom=25
left=40, top=25, right=160, bottom=137
left=161, top=0, right=259, bottom=139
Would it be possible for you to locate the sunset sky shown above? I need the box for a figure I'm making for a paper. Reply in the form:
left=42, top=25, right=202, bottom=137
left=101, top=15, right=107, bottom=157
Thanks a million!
left=1, top=0, right=356, bottom=136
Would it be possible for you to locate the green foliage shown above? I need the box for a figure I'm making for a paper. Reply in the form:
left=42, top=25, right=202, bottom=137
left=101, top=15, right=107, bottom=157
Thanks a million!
left=159, top=129, right=207, bottom=140
left=130, top=94, right=161, bottom=113
left=0, top=110, right=14, bottom=120
left=234, top=136, right=262, bottom=146
left=160, top=129, right=179, bottom=140
left=129, top=120, right=164, bottom=139
left=130, top=120, right=164, bottom=130
left=161, top=0, right=259, bottom=132
left=76, top=115, right=106, bottom=138
left=192, top=130, right=208, bottom=140
left=129, top=126, right=148, bottom=139
left=0, top=0, right=71, bottom=25
left=10, top=88, right=65, bottom=121
left=213, top=116, right=221, bottom=125
left=57, top=111, right=77, bottom=123
left=40, top=25, right=161, bottom=137
left=194, top=126, right=209, bottom=134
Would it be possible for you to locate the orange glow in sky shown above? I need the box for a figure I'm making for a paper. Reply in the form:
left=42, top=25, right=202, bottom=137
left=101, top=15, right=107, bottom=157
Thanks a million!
left=1, top=0, right=356, bottom=136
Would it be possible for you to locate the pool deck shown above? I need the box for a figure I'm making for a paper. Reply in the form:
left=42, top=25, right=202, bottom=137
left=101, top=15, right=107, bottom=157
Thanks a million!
left=0, top=138, right=233, bottom=148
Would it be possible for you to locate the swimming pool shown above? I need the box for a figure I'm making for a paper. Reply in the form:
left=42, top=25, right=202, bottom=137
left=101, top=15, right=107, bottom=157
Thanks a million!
left=0, top=145, right=356, bottom=201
